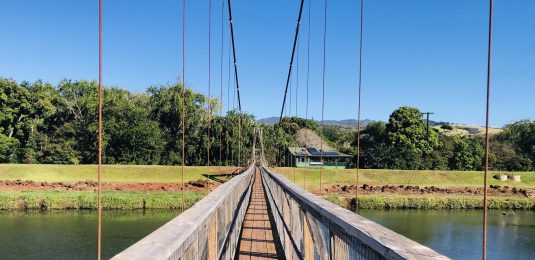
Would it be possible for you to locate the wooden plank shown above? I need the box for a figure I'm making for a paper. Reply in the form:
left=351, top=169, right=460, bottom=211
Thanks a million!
left=303, top=215, right=314, bottom=260
left=237, top=168, right=283, bottom=260
left=207, top=214, right=218, bottom=260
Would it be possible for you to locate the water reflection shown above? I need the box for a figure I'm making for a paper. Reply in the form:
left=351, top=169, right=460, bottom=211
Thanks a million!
left=0, top=210, right=181, bottom=259
left=359, top=209, right=535, bottom=259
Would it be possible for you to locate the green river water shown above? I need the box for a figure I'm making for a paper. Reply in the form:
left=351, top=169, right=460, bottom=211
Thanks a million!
left=0, top=209, right=533, bottom=259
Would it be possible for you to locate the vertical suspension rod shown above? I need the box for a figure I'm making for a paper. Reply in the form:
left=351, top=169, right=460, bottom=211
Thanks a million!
left=207, top=0, right=212, bottom=168
left=279, top=0, right=306, bottom=123
left=355, top=0, right=364, bottom=213
left=219, top=0, right=224, bottom=174
left=181, top=0, right=187, bottom=212
left=482, top=0, right=493, bottom=259
left=97, top=0, right=103, bottom=259
left=304, top=0, right=311, bottom=189
left=319, top=0, right=328, bottom=194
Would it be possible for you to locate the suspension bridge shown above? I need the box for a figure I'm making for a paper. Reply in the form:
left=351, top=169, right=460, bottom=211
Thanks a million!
left=112, top=129, right=448, bottom=259
left=90, top=0, right=496, bottom=259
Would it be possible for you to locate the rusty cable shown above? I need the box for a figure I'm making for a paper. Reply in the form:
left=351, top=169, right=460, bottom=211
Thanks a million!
left=207, top=0, right=212, bottom=170
left=181, top=0, right=187, bottom=212
left=483, top=0, right=493, bottom=259
left=319, top=0, right=328, bottom=195
left=304, top=0, right=311, bottom=189
left=219, top=0, right=224, bottom=174
left=97, top=0, right=103, bottom=259
left=355, top=0, right=364, bottom=214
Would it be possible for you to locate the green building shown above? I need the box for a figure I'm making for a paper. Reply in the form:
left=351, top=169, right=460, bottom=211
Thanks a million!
left=286, top=147, right=352, bottom=169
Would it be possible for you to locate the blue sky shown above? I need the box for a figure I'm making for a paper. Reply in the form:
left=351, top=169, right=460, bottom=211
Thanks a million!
left=1, top=0, right=534, bottom=127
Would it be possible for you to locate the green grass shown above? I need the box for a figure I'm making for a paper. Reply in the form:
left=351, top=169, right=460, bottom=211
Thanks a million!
left=0, top=190, right=207, bottom=210
left=0, top=164, right=238, bottom=183
left=274, top=167, right=535, bottom=191
left=324, top=194, right=535, bottom=210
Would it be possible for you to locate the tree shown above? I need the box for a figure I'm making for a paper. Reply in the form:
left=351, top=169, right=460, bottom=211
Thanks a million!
left=489, top=141, right=532, bottom=171
left=384, top=107, right=439, bottom=169
left=451, top=137, right=484, bottom=171
left=0, top=134, right=19, bottom=162
left=497, top=120, right=535, bottom=165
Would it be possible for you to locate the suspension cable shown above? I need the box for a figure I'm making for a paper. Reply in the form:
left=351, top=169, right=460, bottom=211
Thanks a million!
left=319, top=0, right=328, bottom=195
left=219, top=0, right=224, bottom=174
left=293, top=22, right=300, bottom=182
left=97, top=0, right=103, bottom=259
left=207, top=0, right=212, bottom=169
left=304, top=0, right=311, bottom=189
left=227, top=0, right=242, bottom=111
left=483, top=0, right=493, bottom=259
left=289, top=72, right=292, bottom=118
left=355, top=0, right=364, bottom=213
left=239, top=113, right=242, bottom=166
left=226, top=28, right=231, bottom=166
left=181, top=0, right=187, bottom=212
left=279, top=0, right=305, bottom=123
left=296, top=35, right=299, bottom=117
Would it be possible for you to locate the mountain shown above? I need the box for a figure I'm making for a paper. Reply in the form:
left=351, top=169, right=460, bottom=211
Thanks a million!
left=256, top=117, right=279, bottom=125
left=256, top=117, right=374, bottom=129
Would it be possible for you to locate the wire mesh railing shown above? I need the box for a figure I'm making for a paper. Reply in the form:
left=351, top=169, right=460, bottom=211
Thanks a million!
left=260, top=163, right=449, bottom=260
left=112, top=163, right=255, bottom=260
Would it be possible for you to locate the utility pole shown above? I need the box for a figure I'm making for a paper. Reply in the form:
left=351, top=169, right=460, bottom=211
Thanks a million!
left=422, top=112, right=434, bottom=140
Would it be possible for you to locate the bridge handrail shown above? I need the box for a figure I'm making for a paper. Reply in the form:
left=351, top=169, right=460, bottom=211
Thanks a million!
left=112, top=163, right=256, bottom=260
left=260, top=164, right=449, bottom=260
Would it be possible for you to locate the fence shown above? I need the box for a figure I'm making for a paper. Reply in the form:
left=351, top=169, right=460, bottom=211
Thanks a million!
left=260, top=163, right=449, bottom=260
left=112, top=163, right=255, bottom=260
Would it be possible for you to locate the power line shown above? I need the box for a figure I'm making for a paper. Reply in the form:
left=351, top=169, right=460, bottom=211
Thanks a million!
left=279, top=0, right=306, bottom=123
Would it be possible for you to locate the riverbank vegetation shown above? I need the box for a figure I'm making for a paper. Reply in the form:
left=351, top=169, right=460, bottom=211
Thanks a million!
left=324, top=195, right=535, bottom=210
left=0, top=190, right=206, bottom=210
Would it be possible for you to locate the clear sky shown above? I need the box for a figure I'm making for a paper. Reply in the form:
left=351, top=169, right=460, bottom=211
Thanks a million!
left=1, top=0, right=534, bottom=127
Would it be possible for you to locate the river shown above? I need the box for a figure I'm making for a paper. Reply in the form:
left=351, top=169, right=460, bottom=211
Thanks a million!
left=0, top=209, right=533, bottom=259
left=0, top=210, right=180, bottom=259
left=359, top=209, right=535, bottom=259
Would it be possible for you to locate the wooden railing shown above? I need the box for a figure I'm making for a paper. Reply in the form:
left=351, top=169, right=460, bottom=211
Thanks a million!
left=260, top=163, right=450, bottom=260
left=112, top=163, right=255, bottom=260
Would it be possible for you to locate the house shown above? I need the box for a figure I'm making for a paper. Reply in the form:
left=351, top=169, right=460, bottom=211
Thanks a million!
left=286, top=147, right=352, bottom=169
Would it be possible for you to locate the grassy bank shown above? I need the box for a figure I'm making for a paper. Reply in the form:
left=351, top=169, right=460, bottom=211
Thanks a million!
left=324, top=195, right=535, bottom=210
left=0, top=164, right=238, bottom=183
left=274, top=167, right=535, bottom=191
left=0, top=190, right=207, bottom=210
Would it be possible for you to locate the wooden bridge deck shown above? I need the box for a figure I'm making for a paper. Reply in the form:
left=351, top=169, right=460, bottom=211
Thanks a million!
left=236, top=168, right=284, bottom=259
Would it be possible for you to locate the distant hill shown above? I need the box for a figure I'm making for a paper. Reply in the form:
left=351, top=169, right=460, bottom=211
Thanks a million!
left=433, top=124, right=502, bottom=137
left=256, top=117, right=279, bottom=125
left=257, top=117, right=374, bottom=129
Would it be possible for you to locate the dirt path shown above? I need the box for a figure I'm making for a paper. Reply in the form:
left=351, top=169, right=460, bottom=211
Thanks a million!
left=322, top=183, right=534, bottom=198
left=0, top=179, right=218, bottom=192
